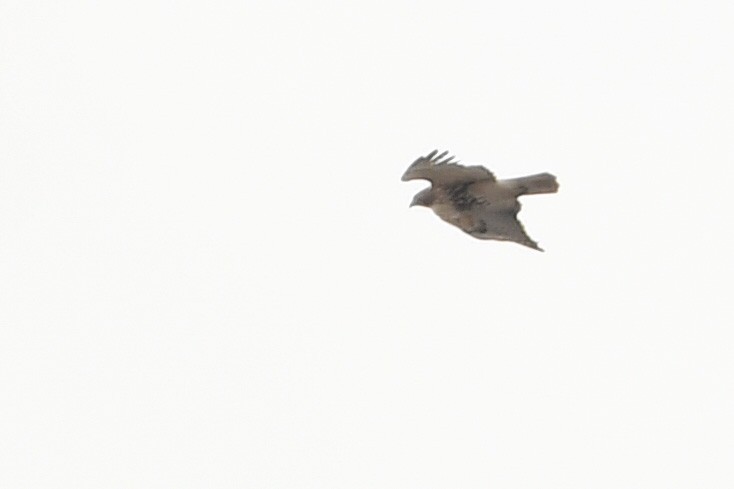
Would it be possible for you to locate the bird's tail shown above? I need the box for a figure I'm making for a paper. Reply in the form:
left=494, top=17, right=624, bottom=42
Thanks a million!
left=502, top=173, right=559, bottom=195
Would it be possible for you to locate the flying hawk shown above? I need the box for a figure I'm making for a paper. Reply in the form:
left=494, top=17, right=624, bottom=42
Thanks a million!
left=402, top=150, right=559, bottom=251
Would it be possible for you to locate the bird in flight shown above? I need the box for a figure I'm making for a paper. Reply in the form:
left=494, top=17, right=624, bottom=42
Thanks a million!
left=402, top=150, right=559, bottom=251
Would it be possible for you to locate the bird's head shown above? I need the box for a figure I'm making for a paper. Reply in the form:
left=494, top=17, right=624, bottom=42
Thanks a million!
left=410, top=188, right=434, bottom=208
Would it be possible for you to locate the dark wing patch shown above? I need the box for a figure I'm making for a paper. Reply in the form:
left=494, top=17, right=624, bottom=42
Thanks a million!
left=447, top=183, right=482, bottom=211
left=401, top=150, right=496, bottom=186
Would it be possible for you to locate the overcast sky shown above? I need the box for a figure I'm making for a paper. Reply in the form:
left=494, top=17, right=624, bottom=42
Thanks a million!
left=2, top=1, right=733, bottom=488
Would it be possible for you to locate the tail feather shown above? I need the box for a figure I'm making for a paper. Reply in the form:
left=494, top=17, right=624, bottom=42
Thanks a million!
left=502, top=173, right=559, bottom=195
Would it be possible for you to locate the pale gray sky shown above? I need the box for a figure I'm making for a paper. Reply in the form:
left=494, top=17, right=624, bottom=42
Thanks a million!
left=1, top=1, right=733, bottom=488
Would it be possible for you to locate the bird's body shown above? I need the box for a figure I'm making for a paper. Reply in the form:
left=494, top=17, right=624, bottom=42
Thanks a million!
left=402, top=150, right=559, bottom=251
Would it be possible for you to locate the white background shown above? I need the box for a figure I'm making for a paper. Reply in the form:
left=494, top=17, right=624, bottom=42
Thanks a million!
left=2, top=1, right=733, bottom=487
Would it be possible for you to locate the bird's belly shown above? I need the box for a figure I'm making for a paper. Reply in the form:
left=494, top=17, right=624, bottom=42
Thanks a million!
left=432, top=203, right=474, bottom=229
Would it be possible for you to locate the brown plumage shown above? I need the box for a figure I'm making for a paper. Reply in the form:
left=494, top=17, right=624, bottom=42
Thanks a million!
left=402, top=150, right=559, bottom=251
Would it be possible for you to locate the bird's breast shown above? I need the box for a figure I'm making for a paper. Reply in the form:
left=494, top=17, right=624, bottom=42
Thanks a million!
left=431, top=202, right=475, bottom=230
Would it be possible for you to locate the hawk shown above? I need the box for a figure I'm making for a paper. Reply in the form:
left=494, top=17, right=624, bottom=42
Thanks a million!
left=402, top=150, right=559, bottom=251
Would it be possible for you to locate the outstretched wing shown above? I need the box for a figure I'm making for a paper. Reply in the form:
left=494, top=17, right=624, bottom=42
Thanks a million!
left=464, top=199, right=542, bottom=251
left=401, top=150, right=495, bottom=186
